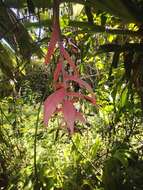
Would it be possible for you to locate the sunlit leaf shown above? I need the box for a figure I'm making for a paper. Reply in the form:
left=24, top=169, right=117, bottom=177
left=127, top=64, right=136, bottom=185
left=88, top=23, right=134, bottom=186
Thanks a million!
left=120, top=87, right=128, bottom=108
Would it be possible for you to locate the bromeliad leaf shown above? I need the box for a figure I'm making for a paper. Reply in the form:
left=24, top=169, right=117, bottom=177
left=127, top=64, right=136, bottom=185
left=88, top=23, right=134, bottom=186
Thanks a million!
left=44, top=88, right=66, bottom=125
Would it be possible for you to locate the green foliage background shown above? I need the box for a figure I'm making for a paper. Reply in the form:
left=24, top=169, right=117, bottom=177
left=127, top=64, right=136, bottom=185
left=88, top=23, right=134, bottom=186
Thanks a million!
left=0, top=1, right=143, bottom=189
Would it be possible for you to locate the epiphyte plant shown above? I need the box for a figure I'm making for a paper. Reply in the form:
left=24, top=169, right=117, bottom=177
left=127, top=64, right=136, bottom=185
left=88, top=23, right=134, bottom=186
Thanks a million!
left=44, top=0, right=96, bottom=134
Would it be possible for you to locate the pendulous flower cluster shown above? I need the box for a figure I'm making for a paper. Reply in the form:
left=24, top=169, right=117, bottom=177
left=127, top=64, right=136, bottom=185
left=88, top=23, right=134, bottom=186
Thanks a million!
left=44, top=1, right=96, bottom=134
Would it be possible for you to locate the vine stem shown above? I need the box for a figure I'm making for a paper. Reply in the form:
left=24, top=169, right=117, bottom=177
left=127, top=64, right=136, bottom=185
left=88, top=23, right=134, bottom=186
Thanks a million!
left=33, top=96, right=45, bottom=186
left=33, top=0, right=61, bottom=181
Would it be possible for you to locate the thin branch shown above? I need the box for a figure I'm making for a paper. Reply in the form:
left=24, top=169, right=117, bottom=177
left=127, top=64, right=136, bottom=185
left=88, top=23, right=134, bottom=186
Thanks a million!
left=68, top=21, right=143, bottom=37
left=33, top=91, right=47, bottom=186
left=33, top=101, right=42, bottom=185
left=24, top=19, right=143, bottom=37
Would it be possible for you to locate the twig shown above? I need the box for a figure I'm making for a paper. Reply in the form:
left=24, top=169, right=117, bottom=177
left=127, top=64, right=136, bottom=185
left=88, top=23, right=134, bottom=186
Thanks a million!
left=33, top=100, right=42, bottom=184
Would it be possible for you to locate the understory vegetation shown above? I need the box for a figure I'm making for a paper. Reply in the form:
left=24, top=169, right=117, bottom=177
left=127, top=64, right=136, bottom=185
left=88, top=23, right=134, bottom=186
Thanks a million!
left=0, top=0, right=143, bottom=189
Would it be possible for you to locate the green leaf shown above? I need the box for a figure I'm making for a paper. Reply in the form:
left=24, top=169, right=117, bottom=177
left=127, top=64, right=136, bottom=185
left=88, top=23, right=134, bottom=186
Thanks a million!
left=120, top=87, right=128, bottom=108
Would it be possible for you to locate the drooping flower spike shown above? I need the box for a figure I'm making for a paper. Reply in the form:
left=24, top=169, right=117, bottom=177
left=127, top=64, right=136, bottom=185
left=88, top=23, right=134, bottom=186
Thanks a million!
left=44, top=0, right=96, bottom=134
